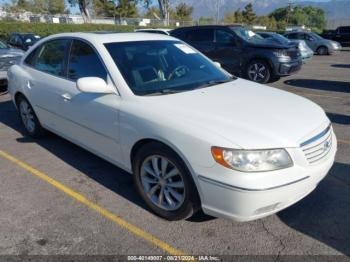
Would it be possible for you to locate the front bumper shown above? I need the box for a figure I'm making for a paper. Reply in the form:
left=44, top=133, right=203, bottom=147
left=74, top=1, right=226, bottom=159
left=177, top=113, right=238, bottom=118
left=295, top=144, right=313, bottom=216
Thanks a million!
left=273, top=58, right=302, bottom=76
left=195, top=131, right=337, bottom=222
left=0, top=71, right=7, bottom=87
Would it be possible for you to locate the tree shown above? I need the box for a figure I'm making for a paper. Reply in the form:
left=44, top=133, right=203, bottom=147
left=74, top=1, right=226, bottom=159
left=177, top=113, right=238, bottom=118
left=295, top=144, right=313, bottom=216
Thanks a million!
left=175, top=3, right=193, bottom=21
left=222, top=11, right=235, bottom=24
left=198, top=16, right=214, bottom=25
left=242, top=3, right=256, bottom=25
left=68, top=0, right=91, bottom=22
left=48, top=0, right=65, bottom=14
left=143, top=0, right=170, bottom=24
left=269, top=5, right=326, bottom=32
left=94, top=0, right=138, bottom=18
left=234, top=9, right=244, bottom=24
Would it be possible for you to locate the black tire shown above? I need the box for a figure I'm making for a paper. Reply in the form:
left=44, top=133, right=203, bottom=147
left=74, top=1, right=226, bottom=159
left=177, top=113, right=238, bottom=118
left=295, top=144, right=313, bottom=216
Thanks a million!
left=16, top=95, right=45, bottom=138
left=245, top=59, right=271, bottom=84
left=133, top=142, right=200, bottom=221
left=317, top=46, right=328, bottom=55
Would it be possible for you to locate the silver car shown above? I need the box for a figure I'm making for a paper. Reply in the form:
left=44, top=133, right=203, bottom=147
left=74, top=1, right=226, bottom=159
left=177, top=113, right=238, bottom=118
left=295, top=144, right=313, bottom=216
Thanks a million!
left=0, top=40, right=24, bottom=87
left=284, top=31, right=342, bottom=55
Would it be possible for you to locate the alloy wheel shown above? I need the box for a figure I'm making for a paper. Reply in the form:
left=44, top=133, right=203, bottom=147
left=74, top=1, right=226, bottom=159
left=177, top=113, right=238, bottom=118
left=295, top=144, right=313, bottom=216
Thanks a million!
left=140, top=155, right=185, bottom=211
left=19, top=100, right=35, bottom=133
left=248, top=62, right=267, bottom=82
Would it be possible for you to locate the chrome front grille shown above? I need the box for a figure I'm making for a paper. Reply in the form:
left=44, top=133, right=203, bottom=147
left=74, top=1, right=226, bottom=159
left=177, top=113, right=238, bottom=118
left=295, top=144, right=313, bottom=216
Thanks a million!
left=301, top=125, right=332, bottom=164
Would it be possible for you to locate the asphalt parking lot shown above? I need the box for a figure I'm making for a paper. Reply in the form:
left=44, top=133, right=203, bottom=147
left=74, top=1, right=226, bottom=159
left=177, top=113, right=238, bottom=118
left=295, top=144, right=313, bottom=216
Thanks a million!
left=0, top=48, right=350, bottom=259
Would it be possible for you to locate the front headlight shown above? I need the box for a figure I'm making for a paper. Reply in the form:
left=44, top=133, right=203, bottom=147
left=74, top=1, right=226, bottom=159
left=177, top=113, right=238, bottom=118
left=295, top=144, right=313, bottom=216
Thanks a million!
left=298, top=42, right=307, bottom=51
left=211, top=147, right=293, bottom=172
left=273, top=49, right=290, bottom=58
left=331, top=42, right=339, bottom=49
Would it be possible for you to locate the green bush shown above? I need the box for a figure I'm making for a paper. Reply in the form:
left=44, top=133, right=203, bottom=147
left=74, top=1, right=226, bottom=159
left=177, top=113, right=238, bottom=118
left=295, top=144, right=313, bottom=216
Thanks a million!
left=0, top=22, right=137, bottom=40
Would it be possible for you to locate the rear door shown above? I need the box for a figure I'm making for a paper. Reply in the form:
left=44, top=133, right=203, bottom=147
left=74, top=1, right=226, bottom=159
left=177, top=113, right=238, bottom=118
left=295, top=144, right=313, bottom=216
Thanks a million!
left=23, top=38, right=71, bottom=129
left=212, top=28, right=241, bottom=75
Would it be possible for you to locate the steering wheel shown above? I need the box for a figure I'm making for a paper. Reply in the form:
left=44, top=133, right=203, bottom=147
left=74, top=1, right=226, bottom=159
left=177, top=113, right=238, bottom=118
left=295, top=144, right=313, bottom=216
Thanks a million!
left=168, top=65, right=190, bottom=80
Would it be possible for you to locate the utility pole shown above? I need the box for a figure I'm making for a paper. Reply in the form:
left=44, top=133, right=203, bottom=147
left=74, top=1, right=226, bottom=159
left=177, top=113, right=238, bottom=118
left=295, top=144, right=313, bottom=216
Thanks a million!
left=286, top=0, right=294, bottom=25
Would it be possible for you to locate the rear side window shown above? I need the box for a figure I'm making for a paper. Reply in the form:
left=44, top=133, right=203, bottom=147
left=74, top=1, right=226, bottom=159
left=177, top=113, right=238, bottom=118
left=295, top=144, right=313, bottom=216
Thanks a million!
left=34, top=39, right=70, bottom=77
left=187, top=29, right=214, bottom=42
left=67, top=40, right=107, bottom=81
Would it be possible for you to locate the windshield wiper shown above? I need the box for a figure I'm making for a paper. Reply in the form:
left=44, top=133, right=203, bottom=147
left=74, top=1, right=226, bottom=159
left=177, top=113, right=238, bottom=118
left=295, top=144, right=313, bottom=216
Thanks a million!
left=194, top=78, right=235, bottom=90
left=144, top=89, right=187, bottom=96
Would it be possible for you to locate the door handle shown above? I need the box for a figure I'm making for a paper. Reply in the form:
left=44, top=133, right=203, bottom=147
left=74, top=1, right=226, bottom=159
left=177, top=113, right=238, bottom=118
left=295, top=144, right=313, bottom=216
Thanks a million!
left=61, top=93, right=72, bottom=101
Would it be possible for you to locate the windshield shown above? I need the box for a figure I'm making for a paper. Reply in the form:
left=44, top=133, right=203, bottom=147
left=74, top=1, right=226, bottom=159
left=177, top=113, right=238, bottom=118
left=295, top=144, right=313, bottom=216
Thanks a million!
left=105, top=40, right=233, bottom=96
left=270, top=33, right=290, bottom=44
left=309, top=32, right=323, bottom=40
left=0, top=41, right=8, bottom=49
left=230, top=27, right=265, bottom=43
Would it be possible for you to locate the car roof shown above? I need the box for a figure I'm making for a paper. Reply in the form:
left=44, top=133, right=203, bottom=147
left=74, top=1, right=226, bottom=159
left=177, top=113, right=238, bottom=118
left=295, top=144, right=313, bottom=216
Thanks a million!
left=39, top=32, right=176, bottom=44
left=172, top=24, right=243, bottom=32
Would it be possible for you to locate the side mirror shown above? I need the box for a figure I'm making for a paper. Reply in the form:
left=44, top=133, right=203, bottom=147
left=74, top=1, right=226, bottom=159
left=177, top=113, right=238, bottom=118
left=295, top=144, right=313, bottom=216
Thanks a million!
left=77, top=77, right=113, bottom=94
left=213, top=61, right=222, bottom=68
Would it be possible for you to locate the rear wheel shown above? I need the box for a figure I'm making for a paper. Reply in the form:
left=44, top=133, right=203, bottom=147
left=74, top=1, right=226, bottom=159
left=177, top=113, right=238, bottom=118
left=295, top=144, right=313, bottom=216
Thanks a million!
left=17, top=95, right=45, bottom=137
left=133, top=142, right=200, bottom=220
left=317, top=46, right=328, bottom=55
left=245, top=60, right=271, bottom=84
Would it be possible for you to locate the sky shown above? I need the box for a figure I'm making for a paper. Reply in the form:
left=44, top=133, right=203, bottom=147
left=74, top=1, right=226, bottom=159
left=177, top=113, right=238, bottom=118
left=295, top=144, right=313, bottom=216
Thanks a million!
left=0, top=0, right=333, bottom=15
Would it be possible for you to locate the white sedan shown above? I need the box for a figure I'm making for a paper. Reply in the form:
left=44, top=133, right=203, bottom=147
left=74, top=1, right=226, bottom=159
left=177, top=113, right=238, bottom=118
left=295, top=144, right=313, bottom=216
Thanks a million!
left=7, top=32, right=336, bottom=221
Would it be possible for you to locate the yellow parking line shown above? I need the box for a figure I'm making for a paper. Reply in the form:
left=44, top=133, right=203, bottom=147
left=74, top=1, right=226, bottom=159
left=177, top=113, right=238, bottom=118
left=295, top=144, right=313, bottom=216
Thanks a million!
left=0, top=149, right=185, bottom=256
left=338, top=139, right=350, bottom=145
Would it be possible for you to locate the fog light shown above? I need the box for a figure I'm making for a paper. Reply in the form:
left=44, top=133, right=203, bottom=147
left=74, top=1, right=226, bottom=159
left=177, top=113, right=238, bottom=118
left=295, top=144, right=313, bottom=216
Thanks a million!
left=254, top=203, right=281, bottom=215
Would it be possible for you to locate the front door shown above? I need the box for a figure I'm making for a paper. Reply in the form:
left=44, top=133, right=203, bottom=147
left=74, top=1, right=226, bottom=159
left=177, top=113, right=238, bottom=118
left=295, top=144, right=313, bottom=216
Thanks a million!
left=55, top=39, right=122, bottom=164
left=212, top=29, right=241, bottom=75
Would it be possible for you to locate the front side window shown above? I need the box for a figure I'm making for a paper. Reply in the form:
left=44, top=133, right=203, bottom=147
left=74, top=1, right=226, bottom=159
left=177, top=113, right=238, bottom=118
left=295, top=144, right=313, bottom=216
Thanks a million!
left=68, top=40, right=107, bottom=81
left=105, top=40, right=233, bottom=96
left=215, top=30, right=235, bottom=44
left=35, top=39, right=70, bottom=77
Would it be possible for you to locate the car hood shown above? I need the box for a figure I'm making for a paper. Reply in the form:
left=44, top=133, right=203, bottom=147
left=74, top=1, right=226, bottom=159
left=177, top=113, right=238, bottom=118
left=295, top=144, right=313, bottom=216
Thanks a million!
left=143, top=78, right=329, bottom=149
left=0, top=48, right=24, bottom=58
left=247, top=40, right=291, bottom=49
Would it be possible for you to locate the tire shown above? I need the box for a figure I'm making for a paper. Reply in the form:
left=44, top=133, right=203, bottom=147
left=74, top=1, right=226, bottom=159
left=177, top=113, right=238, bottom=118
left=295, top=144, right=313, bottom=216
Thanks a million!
left=245, top=60, right=271, bottom=84
left=133, top=142, right=200, bottom=221
left=317, top=46, right=328, bottom=55
left=16, top=95, right=45, bottom=137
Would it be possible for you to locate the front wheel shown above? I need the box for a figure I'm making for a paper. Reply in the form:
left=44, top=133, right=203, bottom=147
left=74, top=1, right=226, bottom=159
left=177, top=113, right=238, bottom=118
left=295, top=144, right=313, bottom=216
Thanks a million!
left=317, top=46, right=329, bottom=55
left=133, top=142, right=200, bottom=221
left=245, top=60, right=271, bottom=84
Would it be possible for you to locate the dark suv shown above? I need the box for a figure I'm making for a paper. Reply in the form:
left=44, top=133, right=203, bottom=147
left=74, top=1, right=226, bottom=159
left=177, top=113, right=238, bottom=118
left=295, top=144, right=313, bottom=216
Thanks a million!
left=171, top=25, right=302, bottom=83
left=8, top=33, right=41, bottom=51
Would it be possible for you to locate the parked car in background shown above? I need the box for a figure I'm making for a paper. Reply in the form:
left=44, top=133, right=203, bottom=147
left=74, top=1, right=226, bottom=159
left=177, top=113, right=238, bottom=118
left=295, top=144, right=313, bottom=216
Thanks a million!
left=8, top=33, right=41, bottom=51
left=134, top=28, right=172, bottom=35
left=0, top=40, right=24, bottom=88
left=321, top=26, right=350, bottom=47
left=171, top=25, right=302, bottom=83
left=8, top=32, right=336, bottom=222
left=257, top=32, right=313, bottom=63
left=284, top=31, right=341, bottom=55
